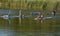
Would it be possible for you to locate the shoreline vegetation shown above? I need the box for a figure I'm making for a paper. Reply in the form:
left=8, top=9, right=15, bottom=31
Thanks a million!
left=0, top=0, right=60, bottom=10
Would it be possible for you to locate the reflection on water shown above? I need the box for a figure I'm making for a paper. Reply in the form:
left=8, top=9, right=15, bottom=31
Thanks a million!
left=0, top=10, right=60, bottom=36
left=0, top=29, right=15, bottom=36
left=0, top=18, right=59, bottom=36
left=0, top=18, right=44, bottom=36
left=0, top=28, right=55, bottom=36
left=0, top=18, right=18, bottom=36
left=0, top=29, right=60, bottom=36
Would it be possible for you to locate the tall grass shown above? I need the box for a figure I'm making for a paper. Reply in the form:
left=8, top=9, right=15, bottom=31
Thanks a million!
left=0, top=1, right=60, bottom=10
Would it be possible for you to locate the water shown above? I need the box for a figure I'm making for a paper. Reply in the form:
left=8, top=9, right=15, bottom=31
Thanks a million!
left=0, top=29, right=15, bottom=36
left=0, top=9, right=60, bottom=36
